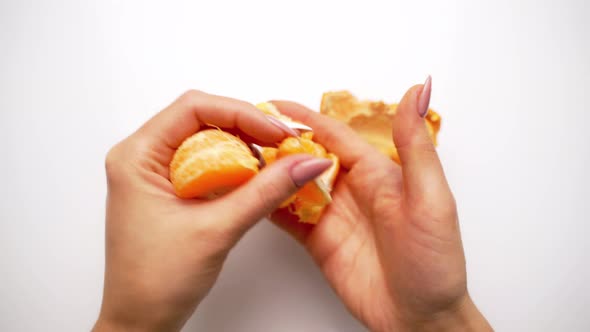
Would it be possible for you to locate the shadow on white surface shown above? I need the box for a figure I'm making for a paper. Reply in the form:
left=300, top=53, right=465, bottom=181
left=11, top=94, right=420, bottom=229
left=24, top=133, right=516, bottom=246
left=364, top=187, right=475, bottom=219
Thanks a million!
left=183, top=221, right=367, bottom=332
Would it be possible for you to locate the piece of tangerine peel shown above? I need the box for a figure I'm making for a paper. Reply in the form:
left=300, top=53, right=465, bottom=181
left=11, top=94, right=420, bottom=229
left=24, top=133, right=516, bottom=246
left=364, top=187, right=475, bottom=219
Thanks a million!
left=320, top=90, right=441, bottom=163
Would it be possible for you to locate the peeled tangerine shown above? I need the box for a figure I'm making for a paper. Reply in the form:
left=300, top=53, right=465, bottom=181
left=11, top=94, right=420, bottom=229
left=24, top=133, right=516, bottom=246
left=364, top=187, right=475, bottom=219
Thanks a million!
left=259, top=131, right=339, bottom=224
left=169, top=103, right=340, bottom=224
left=256, top=103, right=340, bottom=224
left=169, top=129, right=259, bottom=199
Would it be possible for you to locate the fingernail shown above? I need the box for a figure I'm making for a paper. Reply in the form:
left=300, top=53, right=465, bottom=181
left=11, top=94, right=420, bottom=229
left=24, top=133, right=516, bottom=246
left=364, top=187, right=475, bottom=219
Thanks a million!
left=267, top=115, right=299, bottom=137
left=290, top=158, right=333, bottom=187
left=417, top=75, right=432, bottom=118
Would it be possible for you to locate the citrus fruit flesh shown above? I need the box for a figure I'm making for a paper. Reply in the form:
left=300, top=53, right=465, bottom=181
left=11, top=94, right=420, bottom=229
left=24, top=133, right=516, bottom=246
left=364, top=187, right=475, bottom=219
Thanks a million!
left=170, top=129, right=259, bottom=199
left=257, top=130, right=340, bottom=224
left=168, top=122, right=339, bottom=224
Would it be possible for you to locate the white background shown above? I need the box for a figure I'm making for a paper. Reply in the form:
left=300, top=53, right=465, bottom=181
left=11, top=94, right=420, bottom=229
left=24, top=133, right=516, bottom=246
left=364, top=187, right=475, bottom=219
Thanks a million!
left=1, top=0, right=589, bottom=331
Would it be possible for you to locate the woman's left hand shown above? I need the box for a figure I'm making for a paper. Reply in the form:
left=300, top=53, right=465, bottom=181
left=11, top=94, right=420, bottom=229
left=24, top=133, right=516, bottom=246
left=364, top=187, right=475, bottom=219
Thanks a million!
left=94, top=90, right=332, bottom=331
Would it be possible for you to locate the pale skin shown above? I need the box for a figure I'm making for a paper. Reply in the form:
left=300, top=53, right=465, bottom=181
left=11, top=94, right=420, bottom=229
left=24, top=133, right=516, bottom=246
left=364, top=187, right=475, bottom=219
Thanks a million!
left=94, top=81, right=492, bottom=331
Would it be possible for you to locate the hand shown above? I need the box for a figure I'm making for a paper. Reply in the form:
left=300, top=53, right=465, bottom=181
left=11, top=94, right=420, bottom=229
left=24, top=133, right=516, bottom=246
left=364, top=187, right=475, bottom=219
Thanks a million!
left=271, top=79, right=492, bottom=331
left=94, top=91, right=334, bottom=331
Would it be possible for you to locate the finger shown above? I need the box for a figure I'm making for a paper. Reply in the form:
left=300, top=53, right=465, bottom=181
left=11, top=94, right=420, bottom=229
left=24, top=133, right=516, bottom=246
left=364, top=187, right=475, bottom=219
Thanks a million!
left=137, top=90, right=292, bottom=154
left=270, top=100, right=377, bottom=169
left=392, top=77, right=450, bottom=204
left=214, top=154, right=333, bottom=238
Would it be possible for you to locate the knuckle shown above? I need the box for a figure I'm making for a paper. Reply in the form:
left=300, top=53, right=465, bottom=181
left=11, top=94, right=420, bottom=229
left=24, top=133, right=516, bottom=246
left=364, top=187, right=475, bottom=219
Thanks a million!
left=409, top=192, right=457, bottom=223
left=105, top=143, right=125, bottom=180
left=395, top=141, right=436, bottom=155
left=192, top=206, right=247, bottom=246
left=178, top=89, right=205, bottom=106
left=104, top=139, right=146, bottom=184
left=295, top=106, right=314, bottom=124
left=196, top=220, right=235, bottom=246
left=441, top=195, right=458, bottom=220
left=318, top=123, right=343, bottom=146
left=255, top=180, right=289, bottom=212
left=318, top=117, right=367, bottom=146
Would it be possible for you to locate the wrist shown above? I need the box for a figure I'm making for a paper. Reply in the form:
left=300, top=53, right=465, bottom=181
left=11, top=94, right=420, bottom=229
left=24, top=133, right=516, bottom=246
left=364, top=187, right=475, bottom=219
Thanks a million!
left=93, top=317, right=125, bottom=332
left=93, top=307, right=188, bottom=332
left=399, top=295, right=492, bottom=332
left=93, top=315, right=156, bottom=332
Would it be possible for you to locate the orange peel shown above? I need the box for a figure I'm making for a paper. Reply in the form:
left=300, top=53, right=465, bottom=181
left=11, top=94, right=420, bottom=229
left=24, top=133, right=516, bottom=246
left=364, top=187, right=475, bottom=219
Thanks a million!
left=321, top=91, right=441, bottom=163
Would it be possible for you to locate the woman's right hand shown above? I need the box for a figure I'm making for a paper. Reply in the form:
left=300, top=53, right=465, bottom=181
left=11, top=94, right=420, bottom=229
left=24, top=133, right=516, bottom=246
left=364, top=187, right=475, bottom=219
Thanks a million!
left=271, top=78, right=492, bottom=331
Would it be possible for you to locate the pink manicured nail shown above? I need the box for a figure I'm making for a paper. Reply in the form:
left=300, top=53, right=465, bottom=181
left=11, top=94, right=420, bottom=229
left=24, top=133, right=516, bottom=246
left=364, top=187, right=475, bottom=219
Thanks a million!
left=417, top=75, right=432, bottom=118
left=267, top=115, right=299, bottom=137
left=290, top=158, right=333, bottom=187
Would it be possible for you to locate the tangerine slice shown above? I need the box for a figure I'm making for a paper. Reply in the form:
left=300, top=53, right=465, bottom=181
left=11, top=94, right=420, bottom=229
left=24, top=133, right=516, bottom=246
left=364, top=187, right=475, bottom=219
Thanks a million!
left=170, top=129, right=259, bottom=199
left=260, top=130, right=339, bottom=224
left=290, top=153, right=339, bottom=224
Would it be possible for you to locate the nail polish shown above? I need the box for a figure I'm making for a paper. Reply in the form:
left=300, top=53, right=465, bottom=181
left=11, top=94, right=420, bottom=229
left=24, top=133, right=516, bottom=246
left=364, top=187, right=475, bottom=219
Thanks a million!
left=418, top=75, right=432, bottom=118
left=267, top=116, right=300, bottom=137
left=290, top=158, right=333, bottom=187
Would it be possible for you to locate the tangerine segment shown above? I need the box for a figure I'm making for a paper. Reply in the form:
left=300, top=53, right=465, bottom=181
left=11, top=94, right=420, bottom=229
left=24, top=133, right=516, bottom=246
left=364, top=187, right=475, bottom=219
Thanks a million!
left=277, top=132, right=327, bottom=159
left=275, top=132, right=339, bottom=224
left=277, top=132, right=330, bottom=206
left=170, top=129, right=259, bottom=199
left=258, top=134, right=340, bottom=223
left=260, top=146, right=278, bottom=165
left=318, top=153, right=339, bottom=192
left=291, top=153, right=340, bottom=224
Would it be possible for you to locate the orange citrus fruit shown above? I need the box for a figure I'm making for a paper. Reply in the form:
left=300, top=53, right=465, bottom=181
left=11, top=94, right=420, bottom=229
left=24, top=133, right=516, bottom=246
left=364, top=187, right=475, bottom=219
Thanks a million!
left=169, top=103, right=340, bottom=225
left=170, top=129, right=259, bottom=199
left=256, top=128, right=340, bottom=224
left=289, top=152, right=339, bottom=224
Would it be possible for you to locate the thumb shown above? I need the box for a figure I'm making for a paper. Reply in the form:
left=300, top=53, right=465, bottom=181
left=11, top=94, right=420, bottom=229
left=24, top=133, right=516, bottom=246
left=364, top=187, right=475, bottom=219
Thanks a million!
left=392, top=76, right=450, bottom=205
left=216, top=154, right=333, bottom=236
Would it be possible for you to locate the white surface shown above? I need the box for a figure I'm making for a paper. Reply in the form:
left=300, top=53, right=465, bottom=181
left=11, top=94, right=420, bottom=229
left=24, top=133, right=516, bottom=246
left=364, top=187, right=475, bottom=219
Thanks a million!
left=1, top=0, right=589, bottom=331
